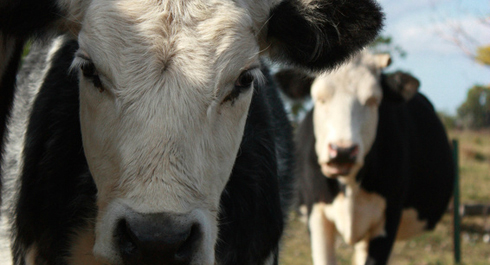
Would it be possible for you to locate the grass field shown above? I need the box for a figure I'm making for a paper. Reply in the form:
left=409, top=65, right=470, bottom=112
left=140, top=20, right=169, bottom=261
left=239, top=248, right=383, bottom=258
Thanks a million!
left=280, top=130, right=490, bottom=265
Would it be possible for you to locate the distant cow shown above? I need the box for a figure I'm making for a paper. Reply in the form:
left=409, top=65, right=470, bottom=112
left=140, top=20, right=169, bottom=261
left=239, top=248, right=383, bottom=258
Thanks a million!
left=0, top=0, right=384, bottom=264
left=275, top=52, right=455, bottom=265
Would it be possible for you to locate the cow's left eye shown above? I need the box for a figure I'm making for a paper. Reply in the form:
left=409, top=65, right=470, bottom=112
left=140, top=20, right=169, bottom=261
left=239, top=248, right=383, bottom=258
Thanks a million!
left=234, top=70, right=255, bottom=89
left=80, top=61, right=104, bottom=92
left=223, top=70, right=256, bottom=104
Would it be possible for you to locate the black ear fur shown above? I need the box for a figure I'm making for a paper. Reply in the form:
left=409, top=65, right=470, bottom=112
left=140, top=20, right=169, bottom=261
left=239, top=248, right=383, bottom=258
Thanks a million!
left=267, top=0, right=384, bottom=72
left=381, top=71, right=420, bottom=102
left=0, top=0, right=61, bottom=38
left=274, top=69, right=315, bottom=99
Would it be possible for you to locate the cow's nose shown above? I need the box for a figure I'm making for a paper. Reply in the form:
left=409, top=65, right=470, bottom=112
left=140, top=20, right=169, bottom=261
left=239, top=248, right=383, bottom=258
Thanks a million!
left=116, top=212, right=201, bottom=265
left=328, top=143, right=359, bottom=164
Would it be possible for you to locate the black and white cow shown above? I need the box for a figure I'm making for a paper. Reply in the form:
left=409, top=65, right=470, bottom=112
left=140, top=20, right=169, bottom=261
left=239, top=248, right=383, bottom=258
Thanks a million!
left=0, top=0, right=383, bottom=264
left=275, top=52, right=455, bottom=265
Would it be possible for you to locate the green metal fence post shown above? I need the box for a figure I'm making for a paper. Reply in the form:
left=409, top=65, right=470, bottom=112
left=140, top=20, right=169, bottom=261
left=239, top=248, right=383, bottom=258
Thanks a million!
left=452, top=139, right=461, bottom=264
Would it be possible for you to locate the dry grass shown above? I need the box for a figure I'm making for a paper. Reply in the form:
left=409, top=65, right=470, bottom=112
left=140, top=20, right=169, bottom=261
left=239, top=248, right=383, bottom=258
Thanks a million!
left=280, top=130, right=490, bottom=265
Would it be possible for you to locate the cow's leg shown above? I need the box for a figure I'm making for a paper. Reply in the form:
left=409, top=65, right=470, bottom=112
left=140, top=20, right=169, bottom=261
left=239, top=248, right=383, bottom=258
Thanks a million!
left=364, top=207, right=402, bottom=265
left=353, top=238, right=369, bottom=265
left=309, top=203, right=337, bottom=265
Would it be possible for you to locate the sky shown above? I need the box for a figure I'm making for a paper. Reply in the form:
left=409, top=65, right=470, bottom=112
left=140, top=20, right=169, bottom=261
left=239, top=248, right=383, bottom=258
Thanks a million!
left=376, top=0, right=490, bottom=115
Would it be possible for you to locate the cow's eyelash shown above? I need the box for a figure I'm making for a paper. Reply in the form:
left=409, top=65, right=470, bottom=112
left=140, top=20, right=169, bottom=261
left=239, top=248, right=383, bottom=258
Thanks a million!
left=246, top=67, right=265, bottom=87
left=70, top=54, right=104, bottom=91
left=222, top=67, right=264, bottom=105
left=69, top=53, right=92, bottom=74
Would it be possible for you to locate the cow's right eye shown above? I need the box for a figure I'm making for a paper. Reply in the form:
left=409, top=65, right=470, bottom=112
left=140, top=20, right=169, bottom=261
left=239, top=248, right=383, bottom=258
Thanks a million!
left=80, top=61, right=104, bottom=92
left=365, top=96, right=380, bottom=106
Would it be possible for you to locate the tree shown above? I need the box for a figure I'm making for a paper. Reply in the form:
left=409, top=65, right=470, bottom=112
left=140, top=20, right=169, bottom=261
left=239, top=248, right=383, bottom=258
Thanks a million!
left=433, top=2, right=489, bottom=67
left=476, top=45, right=490, bottom=66
left=457, top=85, right=490, bottom=129
left=369, top=35, right=407, bottom=58
left=437, top=111, right=458, bottom=130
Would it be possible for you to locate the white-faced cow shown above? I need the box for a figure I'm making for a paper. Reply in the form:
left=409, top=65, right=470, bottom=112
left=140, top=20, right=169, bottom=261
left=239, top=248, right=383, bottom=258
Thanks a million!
left=0, top=0, right=383, bottom=264
left=274, top=52, right=455, bottom=265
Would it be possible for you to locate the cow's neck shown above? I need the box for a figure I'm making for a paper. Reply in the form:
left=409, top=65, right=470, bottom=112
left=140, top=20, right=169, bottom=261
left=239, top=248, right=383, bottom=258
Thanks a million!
left=336, top=171, right=360, bottom=196
left=328, top=176, right=387, bottom=245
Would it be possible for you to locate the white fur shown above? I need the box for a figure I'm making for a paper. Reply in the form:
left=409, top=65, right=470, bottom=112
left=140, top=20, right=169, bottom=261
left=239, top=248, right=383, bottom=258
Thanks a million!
left=63, top=0, right=276, bottom=263
left=353, top=238, right=369, bottom=265
left=311, top=51, right=387, bottom=181
left=311, top=184, right=387, bottom=265
left=309, top=203, right=337, bottom=265
left=324, top=184, right=387, bottom=246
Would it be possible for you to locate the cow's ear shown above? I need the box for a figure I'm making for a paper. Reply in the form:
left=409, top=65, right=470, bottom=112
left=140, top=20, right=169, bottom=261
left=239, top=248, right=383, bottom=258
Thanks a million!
left=273, top=69, right=315, bottom=99
left=375, top=53, right=391, bottom=69
left=264, top=0, right=384, bottom=72
left=383, top=71, right=420, bottom=101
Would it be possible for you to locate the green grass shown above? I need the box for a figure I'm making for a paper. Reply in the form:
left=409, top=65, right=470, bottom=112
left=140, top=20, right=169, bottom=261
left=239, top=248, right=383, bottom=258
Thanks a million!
left=280, top=130, right=490, bottom=265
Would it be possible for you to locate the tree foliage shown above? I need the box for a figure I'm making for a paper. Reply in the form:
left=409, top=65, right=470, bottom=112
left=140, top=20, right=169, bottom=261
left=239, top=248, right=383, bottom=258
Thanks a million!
left=437, top=111, right=457, bottom=130
left=457, top=85, right=490, bottom=129
left=476, top=45, right=490, bottom=66
left=369, top=35, right=407, bottom=58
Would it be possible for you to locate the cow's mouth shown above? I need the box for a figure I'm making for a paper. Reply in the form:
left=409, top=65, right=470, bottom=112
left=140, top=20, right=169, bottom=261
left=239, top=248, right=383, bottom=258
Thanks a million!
left=321, top=162, right=355, bottom=178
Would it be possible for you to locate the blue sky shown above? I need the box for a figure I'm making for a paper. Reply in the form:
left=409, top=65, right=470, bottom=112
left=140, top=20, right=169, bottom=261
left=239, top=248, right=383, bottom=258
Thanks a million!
left=376, top=0, right=490, bottom=115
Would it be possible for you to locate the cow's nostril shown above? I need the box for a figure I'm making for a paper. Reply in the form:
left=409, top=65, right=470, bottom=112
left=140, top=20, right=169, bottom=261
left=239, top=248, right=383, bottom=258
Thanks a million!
left=328, top=144, right=359, bottom=164
left=175, top=223, right=200, bottom=261
left=117, top=219, right=138, bottom=257
left=349, top=145, right=359, bottom=158
left=116, top=213, right=201, bottom=265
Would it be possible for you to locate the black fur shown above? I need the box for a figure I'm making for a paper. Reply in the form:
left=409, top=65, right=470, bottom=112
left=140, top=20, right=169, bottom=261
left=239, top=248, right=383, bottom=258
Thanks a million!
left=0, top=0, right=62, bottom=186
left=295, top=72, right=455, bottom=264
left=12, top=40, right=97, bottom=265
left=273, top=69, right=314, bottom=99
left=11, top=39, right=293, bottom=265
left=267, top=0, right=384, bottom=71
left=0, top=0, right=62, bottom=38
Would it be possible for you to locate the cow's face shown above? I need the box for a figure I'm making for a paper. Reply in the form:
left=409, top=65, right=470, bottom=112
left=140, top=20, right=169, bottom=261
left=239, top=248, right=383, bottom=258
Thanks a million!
left=74, top=0, right=264, bottom=263
left=66, top=0, right=383, bottom=263
left=311, top=52, right=390, bottom=181
left=274, top=60, right=421, bottom=184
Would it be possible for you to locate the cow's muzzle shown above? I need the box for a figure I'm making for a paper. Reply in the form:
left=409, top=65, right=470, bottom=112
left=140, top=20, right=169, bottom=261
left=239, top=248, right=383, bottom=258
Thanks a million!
left=321, top=143, right=359, bottom=177
left=115, top=211, right=202, bottom=265
left=327, top=143, right=359, bottom=164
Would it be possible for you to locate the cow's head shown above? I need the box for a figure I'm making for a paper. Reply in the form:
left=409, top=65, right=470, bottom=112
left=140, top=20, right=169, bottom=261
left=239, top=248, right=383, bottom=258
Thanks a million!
left=61, top=0, right=384, bottom=263
left=275, top=52, right=420, bottom=183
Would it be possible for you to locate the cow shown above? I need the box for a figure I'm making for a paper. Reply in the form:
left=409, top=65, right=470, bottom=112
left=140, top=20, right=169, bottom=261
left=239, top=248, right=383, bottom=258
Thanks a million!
left=0, top=0, right=384, bottom=264
left=274, top=51, right=455, bottom=265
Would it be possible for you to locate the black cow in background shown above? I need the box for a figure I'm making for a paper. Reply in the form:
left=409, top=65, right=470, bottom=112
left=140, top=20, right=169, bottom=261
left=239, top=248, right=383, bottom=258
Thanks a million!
left=274, top=52, right=455, bottom=265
